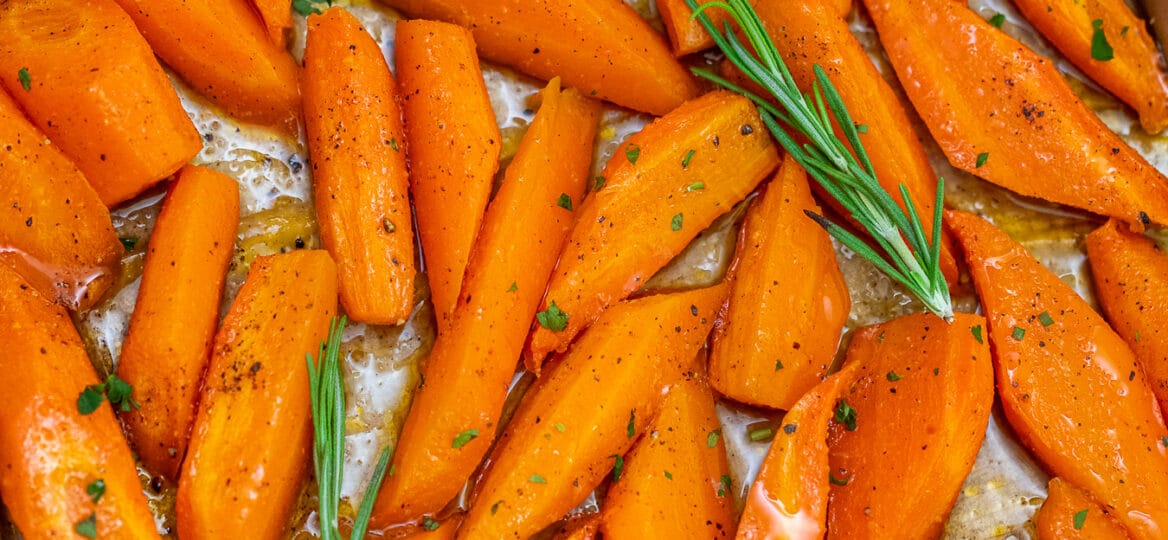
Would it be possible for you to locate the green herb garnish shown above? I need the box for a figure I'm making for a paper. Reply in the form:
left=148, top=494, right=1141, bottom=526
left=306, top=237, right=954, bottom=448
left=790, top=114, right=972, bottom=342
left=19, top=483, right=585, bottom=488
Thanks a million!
left=707, top=429, right=721, bottom=448
left=886, top=371, right=903, bottom=382
left=687, top=181, right=706, bottom=191
left=1038, top=311, right=1054, bottom=327
left=671, top=213, right=684, bottom=231
left=77, top=374, right=139, bottom=415
left=1012, top=326, right=1026, bottom=341
left=976, top=152, right=989, bottom=168
left=989, top=13, right=1006, bottom=28
left=626, top=143, right=641, bottom=164
left=536, top=301, right=569, bottom=332
left=75, top=514, right=97, bottom=539
left=17, top=68, right=30, bottom=92
left=1092, top=20, right=1114, bottom=61
left=86, top=479, right=105, bottom=504
left=682, top=149, right=696, bottom=168
left=452, top=429, right=479, bottom=449
left=1073, top=508, right=1088, bottom=530
left=423, top=517, right=441, bottom=531
left=834, top=399, right=858, bottom=431
left=627, top=410, right=636, bottom=438
left=718, top=474, right=732, bottom=497
left=557, top=193, right=573, bottom=211
left=749, top=427, right=774, bottom=442
left=529, top=473, right=547, bottom=484
left=611, top=455, right=625, bottom=482
left=972, top=325, right=984, bottom=344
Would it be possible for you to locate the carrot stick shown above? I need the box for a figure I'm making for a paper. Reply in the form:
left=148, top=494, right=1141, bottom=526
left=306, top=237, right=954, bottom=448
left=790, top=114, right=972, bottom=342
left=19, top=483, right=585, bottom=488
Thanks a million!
left=0, top=0, right=202, bottom=207
left=176, top=250, right=337, bottom=539
left=459, top=284, right=729, bottom=539
left=395, top=19, right=501, bottom=326
left=946, top=209, right=1168, bottom=540
left=0, top=263, right=157, bottom=539
left=600, top=372, right=735, bottom=538
left=117, top=165, right=240, bottom=481
left=526, top=90, right=779, bottom=370
left=250, top=0, right=293, bottom=49
left=1036, top=478, right=1133, bottom=540
left=708, top=157, right=850, bottom=410
left=303, top=7, right=415, bottom=326
left=0, top=88, right=121, bottom=311
left=825, top=313, right=994, bottom=539
left=112, top=0, right=301, bottom=131
left=375, top=0, right=699, bottom=116
left=863, top=0, right=1168, bottom=227
left=370, top=79, right=598, bottom=525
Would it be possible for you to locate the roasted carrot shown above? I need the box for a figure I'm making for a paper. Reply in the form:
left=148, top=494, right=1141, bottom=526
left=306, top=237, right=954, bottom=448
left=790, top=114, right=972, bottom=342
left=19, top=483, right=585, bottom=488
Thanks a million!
left=387, top=515, right=464, bottom=539
left=112, top=0, right=300, bottom=131
left=657, top=0, right=851, bottom=57
left=708, top=157, right=850, bottom=410
left=526, top=90, right=779, bottom=370
left=396, top=19, right=501, bottom=326
left=376, top=0, right=699, bottom=116
left=459, top=284, right=729, bottom=539
left=1036, top=478, right=1133, bottom=540
left=863, top=0, right=1168, bottom=226
left=303, top=7, right=414, bottom=326
left=600, top=371, right=735, bottom=538
left=250, top=0, right=293, bottom=49
left=825, top=313, right=994, bottom=539
left=371, top=79, right=598, bottom=525
left=0, top=263, right=157, bottom=539
left=176, top=250, right=337, bottom=539
left=0, top=0, right=202, bottom=207
left=946, top=209, right=1168, bottom=540
left=551, top=514, right=601, bottom=540
left=1013, top=0, right=1168, bottom=134
left=0, top=88, right=121, bottom=311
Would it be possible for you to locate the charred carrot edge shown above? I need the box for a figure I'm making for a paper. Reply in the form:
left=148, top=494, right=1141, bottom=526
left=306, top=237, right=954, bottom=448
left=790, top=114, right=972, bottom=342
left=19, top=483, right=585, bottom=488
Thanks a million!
left=303, top=7, right=415, bottom=325
left=117, top=165, right=240, bottom=481
left=1035, top=478, right=1133, bottom=540
left=376, top=0, right=699, bottom=116
left=250, top=0, right=293, bottom=49
left=946, top=209, right=1168, bottom=540
left=551, top=514, right=601, bottom=540
left=459, top=284, right=729, bottom=539
left=863, top=0, right=1168, bottom=227
left=825, top=313, right=994, bottom=539
left=0, top=88, right=121, bottom=311
left=0, top=0, right=202, bottom=207
left=371, top=78, right=599, bottom=526
left=396, top=19, right=502, bottom=326
left=0, top=263, right=157, bottom=538
left=526, top=90, right=780, bottom=371
left=708, top=157, right=850, bottom=410
left=176, top=250, right=337, bottom=539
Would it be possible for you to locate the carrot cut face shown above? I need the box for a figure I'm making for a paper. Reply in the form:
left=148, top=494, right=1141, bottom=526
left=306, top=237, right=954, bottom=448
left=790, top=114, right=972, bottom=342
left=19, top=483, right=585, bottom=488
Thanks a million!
left=303, top=7, right=415, bottom=326
left=1036, top=478, right=1133, bottom=540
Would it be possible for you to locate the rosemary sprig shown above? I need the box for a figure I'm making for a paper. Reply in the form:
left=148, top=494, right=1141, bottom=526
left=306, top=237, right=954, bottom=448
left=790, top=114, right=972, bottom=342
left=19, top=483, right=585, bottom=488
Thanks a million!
left=687, top=0, right=954, bottom=321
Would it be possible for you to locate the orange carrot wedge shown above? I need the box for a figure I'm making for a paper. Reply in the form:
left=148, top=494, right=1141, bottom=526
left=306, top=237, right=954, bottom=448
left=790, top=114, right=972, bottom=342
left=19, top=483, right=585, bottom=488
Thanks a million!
left=112, top=0, right=300, bottom=131
left=1036, top=478, right=1133, bottom=540
left=376, top=0, right=699, bottom=116
left=0, top=263, right=157, bottom=539
left=1013, top=0, right=1168, bottom=134
left=946, top=209, right=1168, bottom=540
left=303, top=7, right=415, bottom=325
left=825, top=313, right=994, bottom=539
left=459, top=284, right=729, bottom=539
left=657, top=0, right=735, bottom=57
left=0, top=0, right=202, bottom=207
left=526, top=90, right=780, bottom=370
left=1085, top=219, right=1168, bottom=413
left=176, top=250, right=337, bottom=539
left=370, top=79, right=598, bottom=526
left=600, top=372, right=735, bottom=538
left=708, top=157, right=850, bottom=410
left=251, top=0, right=293, bottom=49
left=0, top=88, right=121, bottom=311
left=396, top=19, right=501, bottom=326
left=863, top=0, right=1168, bottom=226
left=117, top=165, right=240, bottom=481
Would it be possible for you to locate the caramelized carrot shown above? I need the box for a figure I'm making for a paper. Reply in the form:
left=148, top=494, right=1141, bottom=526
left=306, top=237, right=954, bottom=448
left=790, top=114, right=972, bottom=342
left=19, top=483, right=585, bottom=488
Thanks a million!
left=176, top=250, right=337, bottom=539
left=526, top=91, right=780, bottom=370
left=303, top=7, right=414, bottom=325
left=863, top=0, right=1168, bottom=226
left=371, top=79, right=598, bottom=525
left=0, top=263, right=157, bottom=539
left=552, top=514, right=601, bottom=540
left=460, top=284, right=729, bottom=539
left=708, top=157, right=850, bottom=410
left=250, top=0, right=293, bottom=49
left=0, top=0, right=202, bottom=207
left=825, top=313, right=994, bottom=539
left=946, top=209, right=1168, bottom=540
left=117, top=165, right=240, bottom=481
left=1036, top=478, right=1133, bottom=540
left=656, top=0, right=735, bottom=56
left=395, top=19, right=501, bottom=325
left=0, top=88, right=121, bottom=311
left=376, top=0, right=699, bottom=116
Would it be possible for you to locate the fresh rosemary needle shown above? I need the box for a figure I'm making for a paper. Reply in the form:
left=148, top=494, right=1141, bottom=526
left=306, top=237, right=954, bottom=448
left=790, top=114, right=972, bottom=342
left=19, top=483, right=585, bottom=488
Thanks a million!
left=686, top=0, right=954, bottom=321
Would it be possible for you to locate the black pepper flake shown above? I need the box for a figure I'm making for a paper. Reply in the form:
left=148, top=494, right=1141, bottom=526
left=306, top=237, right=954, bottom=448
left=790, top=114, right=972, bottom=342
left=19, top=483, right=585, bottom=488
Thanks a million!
left=740, top=124, right=754, bottom=135
left=783, top=423, right=797, bottom=434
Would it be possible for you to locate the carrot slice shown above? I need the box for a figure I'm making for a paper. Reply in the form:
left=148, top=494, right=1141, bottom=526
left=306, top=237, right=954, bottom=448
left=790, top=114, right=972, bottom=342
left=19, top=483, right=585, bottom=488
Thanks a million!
left=376, top=0, right=699, bottom=116
left=303, top=7, right=415, bottom=325
left=370, top=79, right=598, bottom=526
left=825, top=313, right=994, bottom=539
left=708, top=157, right=850, bottom=410
left=863, top=0, right=1168, bottom=226
left=460, top=284, right=729, bottom=539
left=176, top=250, right=337, bottom=539
left=526, top=90, right=780, bottom=370
left=1036, top=478, right=1133, bottom=540
left=117, top=165, right=240, bottom=481
left=0, top=0, right=202, bottom=207
left=395, top=19, right=501, bottom=326
left=250, top=0, right=292, bottom=49
left=946, top=209, right=1168, bottom=540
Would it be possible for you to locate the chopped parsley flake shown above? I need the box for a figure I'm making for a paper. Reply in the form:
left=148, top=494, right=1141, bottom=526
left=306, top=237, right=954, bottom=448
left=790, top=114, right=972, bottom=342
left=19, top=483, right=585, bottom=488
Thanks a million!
left=707, top=429, right=721, bottom=448
left=86, top=479, right=105, bottom=504
left=1012, top=326, right=1026, bottom=341
left=718, top=474, right=732, bottom=497
left=77, top=374, right=139, bottom=415
left=976, top=152, right=989, bottom=168
left=1092, top=20, right=1114, bottom=61
left=119, top=237, right=137, bottom=252
left=749, top=427, right=774, bottom=442
left=775, top=359, right=784, bottom=371
left=671, top=213, right=683, bottom=231
left=829, top=471, right=850, bottom=486
left=989, top=13, right=1006, bottom=28
left=1038, top=311, right=1054, bottom=327
left=594, top=176, right=607, bottom=191
left=625, top=143, right=640, bottom=164
left=507, top=282, right=518, bottom=293
left=886, top=371, right=903, bottom=382
left=555, top=422, right=566, bottom=432
left=17, top=68, right=30, bottom=92
left=664, top=470, right=673, bottom=480
left=451, top=429, right=479, bottom=449
left=972, top=325, right=984, bottom=344
left=627, top=410, right=636, bottom=438
left=834, top=399, right=858, bottom=431
left=423, top=517, right=441, bottom=531
left=536, top=301, right=568, bottom=332
left=1073, top=508, right=1088, bottom=530
left=681, top=149, right=696, bottom=168
left=557, top=193, right=573, bottom=211
left=687, top=181, right=706, bottom=191
left=75, top=514, right=96, bottom=539
left=529, top=474, right=547, bottom=484
left=611, top=455, right=624, bottom=482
